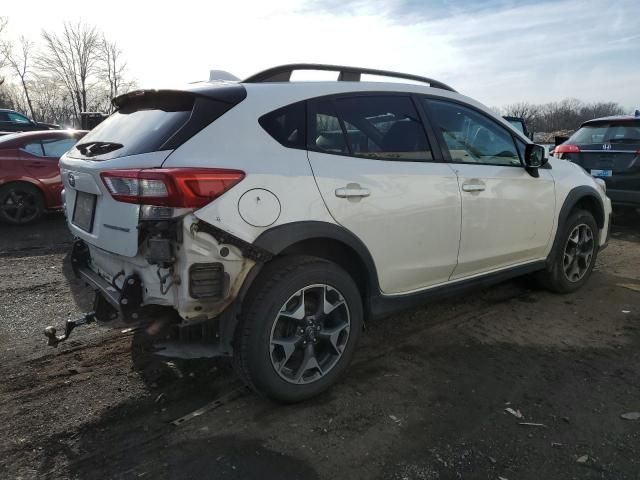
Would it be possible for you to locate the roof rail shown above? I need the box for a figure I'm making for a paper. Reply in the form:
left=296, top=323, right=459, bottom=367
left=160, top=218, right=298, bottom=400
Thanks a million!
left=243, top=63, right=456, bottom=92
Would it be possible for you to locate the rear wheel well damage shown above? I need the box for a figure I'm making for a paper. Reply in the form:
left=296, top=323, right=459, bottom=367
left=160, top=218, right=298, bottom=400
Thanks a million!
left=220, top=234, right=377, bottom=355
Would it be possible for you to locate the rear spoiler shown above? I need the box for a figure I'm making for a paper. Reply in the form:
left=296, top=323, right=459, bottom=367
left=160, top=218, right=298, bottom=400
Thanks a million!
left=112, top=83, right=246, bottom=110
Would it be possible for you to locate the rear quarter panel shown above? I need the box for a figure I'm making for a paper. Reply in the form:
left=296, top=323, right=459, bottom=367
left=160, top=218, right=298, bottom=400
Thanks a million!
left=0, top=148, right=58, bottom=208
left=162, top=86, right=337, bottom=243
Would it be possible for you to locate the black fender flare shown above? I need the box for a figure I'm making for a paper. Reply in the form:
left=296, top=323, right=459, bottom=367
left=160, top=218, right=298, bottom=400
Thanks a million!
left=253, top=220, right=381, bottom=293
left=217, top=221, right=380, bottom=353
left=547, top=185, right=605, bottom=269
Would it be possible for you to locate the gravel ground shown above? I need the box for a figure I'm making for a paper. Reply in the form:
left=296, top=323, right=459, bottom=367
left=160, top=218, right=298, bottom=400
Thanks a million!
left=1, top=211, right=639, bottom=480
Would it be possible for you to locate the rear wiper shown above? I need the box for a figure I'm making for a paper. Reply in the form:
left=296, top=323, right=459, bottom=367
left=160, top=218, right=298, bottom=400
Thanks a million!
left=76, top=141, right=124, bottom=156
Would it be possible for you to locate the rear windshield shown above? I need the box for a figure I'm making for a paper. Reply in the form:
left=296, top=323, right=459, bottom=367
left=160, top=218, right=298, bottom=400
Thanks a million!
left=68, top=93, right=194, bottom=160
left=570, top=121, right=640, bottom=145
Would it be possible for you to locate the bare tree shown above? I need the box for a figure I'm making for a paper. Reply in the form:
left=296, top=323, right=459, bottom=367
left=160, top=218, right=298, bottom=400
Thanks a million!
left=1, top=36, right=37, bottom=120
left=100, top=36, right=127, bottom=111
left=39, top=21, right=101, bottom=123
left=0, top=16, right=8, bottom=85
left=503, top=102, right=541, bottom=131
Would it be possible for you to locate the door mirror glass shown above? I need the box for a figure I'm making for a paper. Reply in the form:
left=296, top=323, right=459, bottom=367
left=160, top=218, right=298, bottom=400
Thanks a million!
left=524, top=144, right=547, bottom=168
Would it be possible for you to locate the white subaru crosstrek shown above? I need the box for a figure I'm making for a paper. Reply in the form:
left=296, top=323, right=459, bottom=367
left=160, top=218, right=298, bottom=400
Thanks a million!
left=52, top=64, right=611, bottom=402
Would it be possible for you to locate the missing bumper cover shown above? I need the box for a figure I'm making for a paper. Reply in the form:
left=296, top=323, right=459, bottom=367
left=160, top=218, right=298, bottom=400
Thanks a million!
left=189, top=263, right=225, bottom=300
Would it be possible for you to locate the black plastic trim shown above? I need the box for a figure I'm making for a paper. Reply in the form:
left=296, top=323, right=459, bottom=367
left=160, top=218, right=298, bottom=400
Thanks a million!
left=546, top=185, right=605, bottom=270
left=194, top=221, right=273, bottom=263
left=369, top=260, right=546, bottom=320
left=253, top=221, right=380, bottom=292
left=243, top=63, right=457, bottom=92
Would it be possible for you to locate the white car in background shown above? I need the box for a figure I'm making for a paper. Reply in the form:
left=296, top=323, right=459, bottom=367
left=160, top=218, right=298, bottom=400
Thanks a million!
left=51, top=64, right=611, bottom=402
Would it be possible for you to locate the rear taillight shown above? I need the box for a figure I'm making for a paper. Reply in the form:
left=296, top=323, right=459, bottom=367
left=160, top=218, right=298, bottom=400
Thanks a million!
left=100, top=168, right=245, bottom=208
left=554, top=144, right=580, bottom=154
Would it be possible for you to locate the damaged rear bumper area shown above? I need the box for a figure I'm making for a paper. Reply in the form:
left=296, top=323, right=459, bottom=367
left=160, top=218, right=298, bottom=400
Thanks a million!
left=45, top=215, right=264, bottom=354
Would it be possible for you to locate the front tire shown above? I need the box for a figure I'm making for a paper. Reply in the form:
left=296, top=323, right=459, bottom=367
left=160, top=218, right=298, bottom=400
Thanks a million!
left=234, top=256, right=363, bottom=403
left=537, top=209, right=599, bottom=293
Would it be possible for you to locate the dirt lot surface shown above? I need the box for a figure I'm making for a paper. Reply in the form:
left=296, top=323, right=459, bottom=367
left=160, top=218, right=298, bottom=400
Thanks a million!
left=1, top=212, right=639, bottom=480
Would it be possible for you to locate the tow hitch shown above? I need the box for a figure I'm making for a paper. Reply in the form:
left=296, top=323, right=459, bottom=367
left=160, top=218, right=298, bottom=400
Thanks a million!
left=44, top=288, right=121, bottom=347
left=44, top=313, right=96, bottom=347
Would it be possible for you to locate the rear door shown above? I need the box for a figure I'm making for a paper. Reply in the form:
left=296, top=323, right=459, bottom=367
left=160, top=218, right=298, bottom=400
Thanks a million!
left=424, top=98, right=555, bottom=280
left=306, top=94, right=461, bottom=294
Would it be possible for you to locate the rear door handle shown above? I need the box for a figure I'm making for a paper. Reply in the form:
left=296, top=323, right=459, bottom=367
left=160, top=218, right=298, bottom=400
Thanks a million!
left=461, top=181, right=486, bottom=192
left=335, top=184, right=371, bottom=198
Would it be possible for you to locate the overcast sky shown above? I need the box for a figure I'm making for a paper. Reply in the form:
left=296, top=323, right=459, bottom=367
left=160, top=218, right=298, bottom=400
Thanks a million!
left=3, top=0, right=639, bottom=109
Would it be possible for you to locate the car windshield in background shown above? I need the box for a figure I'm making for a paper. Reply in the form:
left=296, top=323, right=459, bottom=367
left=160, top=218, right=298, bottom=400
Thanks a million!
left=570, top=121, right=640, bottom=145
left=68, top=93, right=194, bottom=160
left=507, top=120, right=525, bottom=134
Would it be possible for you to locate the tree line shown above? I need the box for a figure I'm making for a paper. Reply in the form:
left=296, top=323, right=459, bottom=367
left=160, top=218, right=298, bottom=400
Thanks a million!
left=500, top=99, right=627, bottom=134
left=0, top=17, right=134, bottom=127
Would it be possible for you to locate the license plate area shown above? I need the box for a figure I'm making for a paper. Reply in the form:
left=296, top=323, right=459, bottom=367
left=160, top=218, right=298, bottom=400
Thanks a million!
left=72, top=191, right=97, bottom=232
left=590, top=169, right=612, bottom=178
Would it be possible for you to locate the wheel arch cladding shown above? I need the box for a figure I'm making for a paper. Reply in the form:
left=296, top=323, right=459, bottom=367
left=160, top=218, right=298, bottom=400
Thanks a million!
left=547, top=185, right=605, bottom=269
left=252, top=221, right=380, bottom=300
left=561, top=186, right=605, bottom=229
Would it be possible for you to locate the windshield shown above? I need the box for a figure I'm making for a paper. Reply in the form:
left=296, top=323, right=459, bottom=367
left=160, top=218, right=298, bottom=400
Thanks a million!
left=68, top=93, right=194, bottom=160
left=570, top=121, right=640, bottom=145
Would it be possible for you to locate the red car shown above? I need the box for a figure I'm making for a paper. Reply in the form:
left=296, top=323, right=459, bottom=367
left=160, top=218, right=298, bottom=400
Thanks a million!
left=0, top=130, right=87, bottom=224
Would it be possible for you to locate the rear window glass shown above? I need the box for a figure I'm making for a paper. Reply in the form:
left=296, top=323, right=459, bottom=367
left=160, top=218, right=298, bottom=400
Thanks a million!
left=259, top=101, right=306, bottom=148
left=42, top=138, right=77, bottom=157
left=570, top=122, right=640, bottom=145
left=69, top=93, right=194, bottom=160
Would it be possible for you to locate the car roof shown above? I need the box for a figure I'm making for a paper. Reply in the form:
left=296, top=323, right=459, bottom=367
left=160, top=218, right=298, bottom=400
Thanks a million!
left=582, top=115, right=640, bottom=125
left=0, top=129, right=88, bottom=148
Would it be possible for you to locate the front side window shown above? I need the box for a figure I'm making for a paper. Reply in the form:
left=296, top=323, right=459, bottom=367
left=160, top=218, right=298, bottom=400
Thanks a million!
left=309, top=95, right=432, bottom=161
left=427, top=99, right=521, bottom=166
left=42, top=138, right=77, bottom=157
left=23, top=142, right=44, bottom=156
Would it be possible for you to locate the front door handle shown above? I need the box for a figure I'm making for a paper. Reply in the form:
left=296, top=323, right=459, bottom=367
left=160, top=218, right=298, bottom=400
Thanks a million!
left=461, top=181, right=486, bottom=192
left=335, top=183, right=371, bottom=198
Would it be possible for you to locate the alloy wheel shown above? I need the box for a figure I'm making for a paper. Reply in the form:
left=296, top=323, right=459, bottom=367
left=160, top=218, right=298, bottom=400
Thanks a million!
left=1, top=188, right=40, bottom=224
left=562, top=223, right=594, bottom=282
left=269, top=284, right=351, bottom=385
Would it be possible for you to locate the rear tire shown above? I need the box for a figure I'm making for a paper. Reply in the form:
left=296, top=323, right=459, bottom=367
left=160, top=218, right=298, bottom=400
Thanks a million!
left=234, top=256, right=363, bottom=403
left=0, top=183, right=45, bottom=225
left=537, top=209, right=599, bottom=293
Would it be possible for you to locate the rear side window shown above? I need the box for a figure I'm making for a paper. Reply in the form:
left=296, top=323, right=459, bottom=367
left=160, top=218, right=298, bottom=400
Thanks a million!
left=42, top=138, right=77, bottom=157
left=309, top=99, right=348, bottom=154
left=259, top=101, right=306, bottom=148
left=570, top=122, right=640, bottom=145
left=23, top=141, right=44, bottom=156
left=310, top=95, right=432, bottom=161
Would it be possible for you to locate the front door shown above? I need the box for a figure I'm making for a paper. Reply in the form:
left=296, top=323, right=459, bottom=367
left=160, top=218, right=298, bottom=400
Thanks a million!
left=423, top=98, right=555, bottom=280
left=306, top=94, right=461, bottom=294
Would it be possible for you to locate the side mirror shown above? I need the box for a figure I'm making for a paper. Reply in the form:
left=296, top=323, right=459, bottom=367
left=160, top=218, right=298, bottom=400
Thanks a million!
left=524, top=144, right=547, bottom=168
